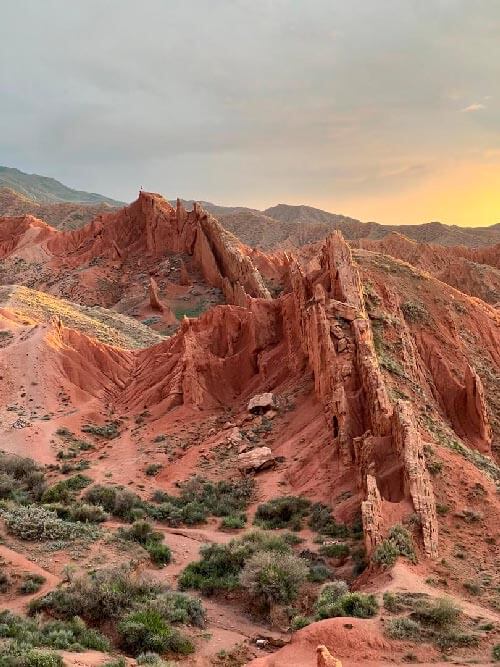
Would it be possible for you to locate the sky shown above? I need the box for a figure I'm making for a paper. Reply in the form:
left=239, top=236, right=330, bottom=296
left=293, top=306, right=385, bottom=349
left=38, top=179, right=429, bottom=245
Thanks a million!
left=1, top=0, right=499, bottom=226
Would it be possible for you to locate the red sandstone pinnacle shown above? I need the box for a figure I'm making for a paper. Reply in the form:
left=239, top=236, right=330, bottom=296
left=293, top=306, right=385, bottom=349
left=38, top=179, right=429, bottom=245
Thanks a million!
left=148, top=277, right=164, bottom=312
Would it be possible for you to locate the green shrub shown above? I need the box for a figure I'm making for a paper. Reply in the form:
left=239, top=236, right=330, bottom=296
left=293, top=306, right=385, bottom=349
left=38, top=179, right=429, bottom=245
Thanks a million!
left=117, top=521, right=170, bottom=565
left=1, top=505, right=95, bottom=541
left=307, top=563, right=332, bottom=583
left=221, top=514, right=246, bottom=530
left=0, top=648, right=64, bottom=666
left=145, top=464, right=162, bottom=477
left=372, top=539, right=399, bottom=567
left=426, top=460, right=443, bottom=476
left=67, top=502, right=108, bottom=523
left=319, top=543, right=350, bottom=559
left=117, top=609, right=194, bottom=656
left=373, top=524, right=416, bottom=566
left=136, top=654, right=176, bottom=666
left=81, top=422, right=120, bottom=439
left=401, top=301, right=428, bottom=323
left=0, top=453, right=46, bottom=502
left=308, top=503, right=349, bottom=537
left=30, top=566, right=163, bottom=622
left=290, top=615, right=311, bottom=631
left=411, top=597, right=461, bottom=629
left=493, top=644, right=500, bottom=662
left=83, top=484, right=142, bottom=519
left=19, top=573, right=46, bottom=595
left=41, top=474, right=91, bottom=504
left=0, top=610, right=110, bottom=652
left=385, top=617, right=421, bottom=640
left=254, top=496, right=311, bottom=530
left=179, top=531, right=293, bottom=595
left=240, top=551, right=308, bottom=606
left=145, top=541, right=171, bottom=566
left=134, top=591, right=205, bottom=628
left=178, top=477, right=254, bottom=518
left=179, top=542, right=248, bottom=595
left=118, top=520, right=162, bottom=545
left=315, top=585, right=378, bottom=620
left=101, top=659, right=127, bottom=667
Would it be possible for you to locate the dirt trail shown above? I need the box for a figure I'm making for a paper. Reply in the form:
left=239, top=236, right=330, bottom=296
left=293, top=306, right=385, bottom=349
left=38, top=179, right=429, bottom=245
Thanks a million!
left=0, top=544, right=60, bottom=612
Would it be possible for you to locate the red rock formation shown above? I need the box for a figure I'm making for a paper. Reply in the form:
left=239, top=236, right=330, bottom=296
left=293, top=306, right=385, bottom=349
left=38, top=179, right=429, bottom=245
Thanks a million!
left=356, top=233, right=500, bottom=304
left=148, top=277, right=164, bottom=312
left=0, top=192, right=271, bottom=308
left=392, top=401, right=438, bottom=558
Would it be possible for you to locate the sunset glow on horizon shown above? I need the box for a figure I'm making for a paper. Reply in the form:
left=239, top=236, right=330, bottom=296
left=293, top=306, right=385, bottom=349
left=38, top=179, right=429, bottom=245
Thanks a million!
left=1, top=1, right=499, bottom=228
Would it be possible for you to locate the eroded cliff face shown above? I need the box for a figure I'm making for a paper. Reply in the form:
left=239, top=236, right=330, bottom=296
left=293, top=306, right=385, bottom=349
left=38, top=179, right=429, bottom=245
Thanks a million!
left=282, top=231, right=439, bottom=558
left=0, top=192, right=270, bottom=308
left=4, top=200, right=498, bottom=564
left=356, top=233, right=500, bottom=304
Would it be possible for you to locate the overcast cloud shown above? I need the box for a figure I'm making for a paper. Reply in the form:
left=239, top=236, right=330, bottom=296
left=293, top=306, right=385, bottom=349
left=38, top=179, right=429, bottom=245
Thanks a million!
left=1, top=0, right=499, bottom=225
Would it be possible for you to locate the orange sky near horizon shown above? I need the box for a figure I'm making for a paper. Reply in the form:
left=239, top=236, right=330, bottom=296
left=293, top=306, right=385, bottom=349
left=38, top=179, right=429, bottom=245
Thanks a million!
left=311, top=161, right=500, bottom=228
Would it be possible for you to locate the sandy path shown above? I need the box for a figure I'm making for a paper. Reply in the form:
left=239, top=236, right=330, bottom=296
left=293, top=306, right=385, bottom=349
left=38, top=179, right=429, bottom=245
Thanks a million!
left=0, top=543, right=60, bottom=612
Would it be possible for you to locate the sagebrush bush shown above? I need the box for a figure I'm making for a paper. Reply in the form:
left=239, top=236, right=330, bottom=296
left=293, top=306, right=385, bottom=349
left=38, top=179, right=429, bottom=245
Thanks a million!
left=84, top=484, right=142, bottom=519
left=385, top=617, right=421, bottom=640
left=133, top=591, right=205, bottom=628
left=118, top=609, right=194, bottom=656
left=145, top=541, right=172, bottom=565
left=0, top=610, right=110, bottom=652
left=0, top=452, right=46, bottom=502
left=179, top=531, right=293, bottom=595
left=67, top=502, right=108, bottom=523
left=314, top=583, right=378, bottom=620
left=411, top=597, right=460, bottom=629
left=373, top=524, right=416, bottom=567
left=221, top=514, right=246, bottom=530
left=0, top=646, right=64, bottom=666
left=319, top=543, right=350, bottom=559
left=308, top=502, right=349, bottom=537
left=254, top=496, right=311, bottom=530
left=240, top=551, right=308, bottom=606
left=307, top=563, right=332, bottom=583
left=19, top=573, right=46, bottom=595
left=41, top=474, right=91, bottom=504
left=117, top=520, right=171, bottom=565
left=290, top=615, right=311, bottom=631
left=1, top=505, right=95, bottom=541
left=30, top=566, right=163, bottom=621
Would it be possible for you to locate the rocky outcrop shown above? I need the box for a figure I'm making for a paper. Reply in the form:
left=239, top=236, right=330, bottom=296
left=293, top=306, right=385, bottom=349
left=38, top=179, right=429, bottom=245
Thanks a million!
left=248, top=393, right=276, bottom=414
left=283, top=231, right=438, bottom=558
left=464, top=364, right=492, bottom=452
left=361, top=475, right=384, bottom=555
left=415, top=331, right=492, bottom=454
left=148, top=277, right=164, bottom=311
left=357, top=233, right=500, bottom=304
left=392, top=401, right=439, bottom=559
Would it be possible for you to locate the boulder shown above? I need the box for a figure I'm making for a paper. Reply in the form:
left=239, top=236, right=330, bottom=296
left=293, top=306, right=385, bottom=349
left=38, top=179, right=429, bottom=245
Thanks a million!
left=237, top=446, right=276, bottom=473
left=248, top=392, right=276, bottom=414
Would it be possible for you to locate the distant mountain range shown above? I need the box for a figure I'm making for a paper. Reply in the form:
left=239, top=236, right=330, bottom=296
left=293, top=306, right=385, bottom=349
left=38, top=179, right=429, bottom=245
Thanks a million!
left=175, top=200, right=500, bottom=249
left=1, top=167, right=498, bottom=248
left=0, top=166, right=123, bottom=205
